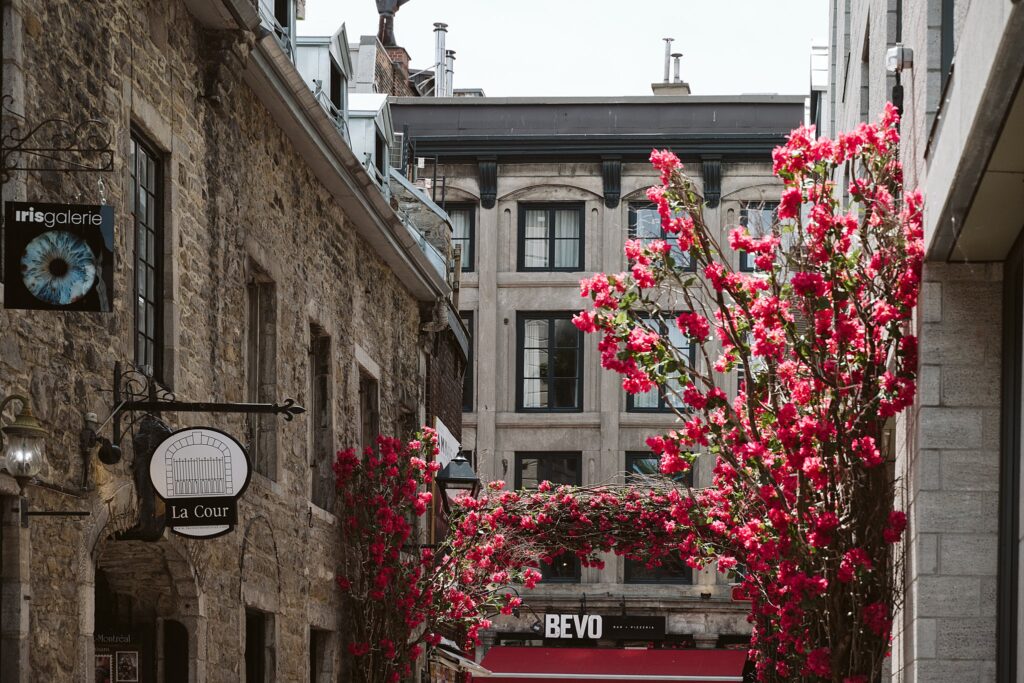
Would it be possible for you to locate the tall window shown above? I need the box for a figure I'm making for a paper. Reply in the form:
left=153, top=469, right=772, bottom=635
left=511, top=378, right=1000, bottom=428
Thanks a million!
left=247, top=270, right=277, bottom=478
left=130, top=134, right=164, bottom=380
left=516, top=452, right=582, bottom=582
left=628, top=202, right=694, bottom=271
left=310, top=325, right=334, bottom=510
left=628, top=314, right=696, bottom=412
left=517, top=313, right=583, bottom=412
left=309, top=628, right=333, bottom=683
left=245, top=609, right=275, bottom=683
left=518, top=203, right=584, bottom=271
left=461, top=312, right=474, bottom=412
left=624, top=452, right=693, bottom=584
left=449, top=206, right=475, bottom=272
left=359, top=372, right=379, bottom=451
left=738, top=202, right=779, bottom=272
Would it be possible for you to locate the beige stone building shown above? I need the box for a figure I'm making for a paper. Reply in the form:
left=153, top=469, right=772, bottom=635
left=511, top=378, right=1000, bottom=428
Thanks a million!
left=392, top=95, right=804, bottom=677
left=0, top=0, right=466, bottom=681
left=816, top=1, right=1024, bottom=681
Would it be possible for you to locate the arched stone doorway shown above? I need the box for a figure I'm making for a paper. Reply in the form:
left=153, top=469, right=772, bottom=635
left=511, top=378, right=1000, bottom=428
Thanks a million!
left=92, top=539, right=204, bottom=683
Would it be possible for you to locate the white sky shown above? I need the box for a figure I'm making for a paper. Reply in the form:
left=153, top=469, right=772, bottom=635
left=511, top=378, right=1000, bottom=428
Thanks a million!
left=298, top=1, right=828, bottom=97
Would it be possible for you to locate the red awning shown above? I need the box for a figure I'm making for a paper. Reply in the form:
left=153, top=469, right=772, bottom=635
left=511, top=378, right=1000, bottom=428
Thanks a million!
left=474, top=647, right=747, bottom=682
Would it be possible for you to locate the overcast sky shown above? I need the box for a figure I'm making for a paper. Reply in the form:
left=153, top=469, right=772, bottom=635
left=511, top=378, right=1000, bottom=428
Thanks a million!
left=298, top=1, right=828, bottom=97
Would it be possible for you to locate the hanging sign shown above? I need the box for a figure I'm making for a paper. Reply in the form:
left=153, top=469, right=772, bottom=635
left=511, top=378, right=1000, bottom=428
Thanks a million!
left=3, top=201, right=115, bottom=311
left=148, top=427, right=251, bottom=539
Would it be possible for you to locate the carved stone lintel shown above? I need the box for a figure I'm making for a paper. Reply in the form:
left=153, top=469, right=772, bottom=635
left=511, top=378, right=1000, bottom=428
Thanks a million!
left=478, top=157, right=497, bottom=210
left=701, top=156, right=722, bottom=208
left=602, top=157, right=622, bottom=208
left=202, top=29, right=256, bottom=108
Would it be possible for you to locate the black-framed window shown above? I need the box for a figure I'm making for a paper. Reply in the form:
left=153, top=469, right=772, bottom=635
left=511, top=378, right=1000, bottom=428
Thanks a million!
left=738, top=202, right=779, bottom=272
left=449, top=205, right=475, bottom=272
left=517, top=203, right=584, bottom=272
left=628, top=202, right=695, bottom=271
left=130, top=133, right=164, bottom=381
left=624, top=452, right=693, bottom=584
left=516, top=452, right=582, bottom=582
left=310, top=324, right=334, bottom=510
left=627, top=314, right=696, bottom=412
left=517, top=313, right=583, bottom=412
left=461, top=311, right=474, bottom=412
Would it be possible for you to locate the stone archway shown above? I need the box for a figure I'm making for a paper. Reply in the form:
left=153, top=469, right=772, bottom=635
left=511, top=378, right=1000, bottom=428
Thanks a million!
left=89, top=536, right=205, bottom=683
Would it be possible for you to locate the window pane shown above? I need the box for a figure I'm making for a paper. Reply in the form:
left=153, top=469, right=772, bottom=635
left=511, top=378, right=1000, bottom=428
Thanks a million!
left=523, top=238, right=548, bottom=268
left=524, top=319, right=548, bottom=347
left=552, top=379, right=579, bottom=408
left=522, top=378, right=546, bottom=408
left=553, top=239, right=579, bottom=269
left=635, top=208, right=661, bottom=242
left=553, top=210, right=579, bottom=239
left=451, top=209, right=470, bottom=241
left=518, top=457, right=540, bottom=489
left=553, top=319, right=578, bottom=348
left=632, top=387, right=660, bottom=409
left=551, top=350, right=576, bottom=378
left=524, top=210, right=548, bottom=238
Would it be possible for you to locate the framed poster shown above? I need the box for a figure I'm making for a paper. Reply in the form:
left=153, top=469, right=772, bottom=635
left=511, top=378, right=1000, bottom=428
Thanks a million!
left=94, top=654, right=112, bottom=683
left=115, top=651, right=139, bottom=682
left=3, top=202, right=115, bottom=311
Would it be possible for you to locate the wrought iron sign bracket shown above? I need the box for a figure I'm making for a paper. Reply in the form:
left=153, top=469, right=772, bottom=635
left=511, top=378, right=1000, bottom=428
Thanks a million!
left=1, top=96, right=115, bottom=184
left=80, top=362, right=304, bottom=486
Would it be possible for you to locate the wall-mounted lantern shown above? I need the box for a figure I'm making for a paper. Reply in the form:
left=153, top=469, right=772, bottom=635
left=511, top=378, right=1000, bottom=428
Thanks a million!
left=0, top=394, right=47, bottom=493
left=435, top=452, right=480, bottom=515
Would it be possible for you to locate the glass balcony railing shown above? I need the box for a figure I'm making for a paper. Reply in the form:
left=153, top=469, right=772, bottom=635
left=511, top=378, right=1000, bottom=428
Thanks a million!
left=257, top=6, right=292, bottom=57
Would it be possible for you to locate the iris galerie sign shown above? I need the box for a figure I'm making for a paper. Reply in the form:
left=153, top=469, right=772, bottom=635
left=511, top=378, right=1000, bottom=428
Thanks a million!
left=149, top=427, right=251, bottom=539
left=3, top=201, right=115, bottom=311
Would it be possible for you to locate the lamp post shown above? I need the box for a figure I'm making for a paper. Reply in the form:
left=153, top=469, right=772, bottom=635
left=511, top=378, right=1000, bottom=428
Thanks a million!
left=0, top=394, right=46, bottom=494
left=434, top=453, right=480, bottom=515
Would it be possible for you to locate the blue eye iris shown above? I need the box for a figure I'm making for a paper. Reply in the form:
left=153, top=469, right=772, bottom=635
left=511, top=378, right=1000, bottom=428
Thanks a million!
left=20, top=230, right=97, bottom=305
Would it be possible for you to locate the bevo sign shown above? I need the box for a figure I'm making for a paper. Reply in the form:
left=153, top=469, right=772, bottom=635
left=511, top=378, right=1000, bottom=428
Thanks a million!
left=543, top=614, right=666, bottom=641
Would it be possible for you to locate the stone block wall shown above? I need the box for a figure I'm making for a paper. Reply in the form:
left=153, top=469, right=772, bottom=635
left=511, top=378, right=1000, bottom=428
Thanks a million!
left=898, top=262, right=1002, bottom=683
left=0, top=0, right=429, bottom=679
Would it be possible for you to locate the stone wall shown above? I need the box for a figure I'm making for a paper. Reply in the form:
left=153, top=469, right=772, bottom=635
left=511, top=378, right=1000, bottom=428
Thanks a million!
left=0, top=0, right=429, bottom=679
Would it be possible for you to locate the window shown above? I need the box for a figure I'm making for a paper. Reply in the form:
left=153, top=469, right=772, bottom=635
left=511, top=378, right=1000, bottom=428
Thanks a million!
left=130, top=134, right=164, bottom=381
left=627, top=314, right=696, bottom=412
left=309, top=628, right=333, bottom=683
left=518, top=203, right=584, bottom=271
left=461, top=312, right=474, bottom=411
left=628, top=202, right=694, bottom=271
left=247, top=270, right=277, bottom=479
left=359, top=372, right=379, bottom=451
left=329, top=59, right=345, bottom=112
left=624, top=452, right=693, bottom=584
left=389, top=131, right=404, bottom=169
left=738, top=202, right=779, bottom=272
left=517, top=313, right=583, bottom=412
left=516, top=452, right=582, bottom=582
left=374, top=133, right=387, bottom=179
left=449, top=205, right=475, bottom=272
left=310, top=325, right=334, bottom=510
left=245, top=609, right=275, bottom=683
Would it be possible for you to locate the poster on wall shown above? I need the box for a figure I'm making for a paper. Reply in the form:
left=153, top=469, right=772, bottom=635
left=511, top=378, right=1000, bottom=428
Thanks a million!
left=95, top=634, right=142, bottom=683
left=94, top=654, right=112, bottom=683
left=3, top=201, right=115, bottom=311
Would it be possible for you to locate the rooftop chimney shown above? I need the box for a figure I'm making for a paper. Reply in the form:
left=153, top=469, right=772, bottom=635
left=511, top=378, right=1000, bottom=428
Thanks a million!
left=662, top=37, right=674, bottom=83
left=434, top=22, right=448, bottom=97
left=672, top=53, right=682, bottom=83
left=445, top=49, right=456, bottom=97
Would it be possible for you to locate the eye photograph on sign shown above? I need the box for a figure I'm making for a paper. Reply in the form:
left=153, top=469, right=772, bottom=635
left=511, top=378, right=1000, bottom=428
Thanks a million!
left=3, top=201, right=115, bottom=312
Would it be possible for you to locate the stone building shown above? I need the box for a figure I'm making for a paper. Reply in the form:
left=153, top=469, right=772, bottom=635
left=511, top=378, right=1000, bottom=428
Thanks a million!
left=392, top=94, right=804, bottom=678
left=0, top=0, right=466, bottom=681
left=815, top=1, right=1023, bottom=681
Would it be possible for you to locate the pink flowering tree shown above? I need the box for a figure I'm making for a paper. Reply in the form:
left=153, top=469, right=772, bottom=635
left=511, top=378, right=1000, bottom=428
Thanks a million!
left=334, top=430, right=532, bottom=683
left=569, top=104, right=920, bottom=680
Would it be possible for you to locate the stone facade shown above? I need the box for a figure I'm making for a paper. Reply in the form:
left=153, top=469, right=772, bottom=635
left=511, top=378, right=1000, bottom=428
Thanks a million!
left=819, top=1, right=1024, bottom=681
left=0, top=0, right=460, bottom=680
left=393, top=96, right=805, bottom=658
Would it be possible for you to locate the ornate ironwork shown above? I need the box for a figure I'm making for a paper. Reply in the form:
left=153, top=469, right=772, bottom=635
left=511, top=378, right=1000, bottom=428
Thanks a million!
left=0, top=96, right=115, bottom=183
left=81, top=361, right=305, bottom=474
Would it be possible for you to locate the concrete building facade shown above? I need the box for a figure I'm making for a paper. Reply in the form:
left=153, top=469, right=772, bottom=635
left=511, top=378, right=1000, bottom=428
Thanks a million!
left=392, top=95, right=805, bottom=674
left=0, top=0, right=465, bottom=681
left=816, top=1, right=1024, bottom=681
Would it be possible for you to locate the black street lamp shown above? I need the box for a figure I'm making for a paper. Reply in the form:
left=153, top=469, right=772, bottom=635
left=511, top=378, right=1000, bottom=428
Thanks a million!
left=435, top=452, right=480, bottom=515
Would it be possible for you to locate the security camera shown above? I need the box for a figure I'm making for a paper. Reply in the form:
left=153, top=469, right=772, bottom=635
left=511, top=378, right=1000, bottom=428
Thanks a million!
left=886, top=44, right=914, bottom=74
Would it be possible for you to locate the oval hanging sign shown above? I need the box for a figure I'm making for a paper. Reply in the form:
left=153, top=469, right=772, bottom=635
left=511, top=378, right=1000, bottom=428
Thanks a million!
left=149, top=427, right=252, bottom=539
